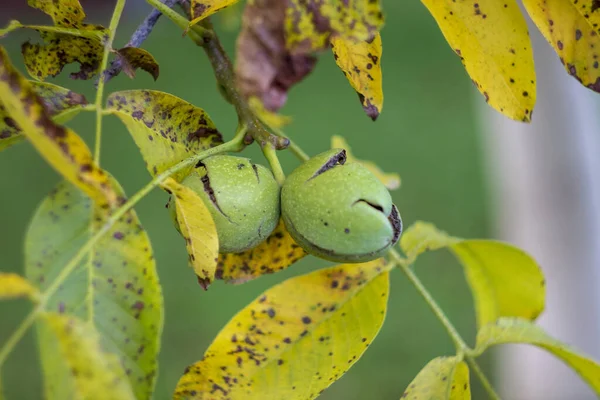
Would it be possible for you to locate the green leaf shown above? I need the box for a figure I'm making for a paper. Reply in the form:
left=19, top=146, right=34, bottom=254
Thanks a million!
left=285, top=0, right=384, bottom=52
left=476, top=318, right=600, bottom=395
left=0, top=47, right=118, bottom=209
left=421, top=0, right=536, bottom=122
left=0, top=80, right=88, bottom=152
left=331, top=33, right=383, bottom=120
left=188, top=0, right=242, bottom=28
left=401, top=356, right=471, bottom=400
left=40, top=312, right=136, bottom=400
left=0, top=272, right=40, bottom=301
left=25, top=181, right=163, bottom=399
left=113, top=47, right=160, bottom=81
left=400, top=221, right=545, bottom=328
left=523, top=0, right=600, bottom=92
left=106, top=90, right=223, bottom=181
left=162, top=177, right=219, bottom=289
left=216, top=219, right=307, bottom=284
left=175, top=259, right=391, bottom=399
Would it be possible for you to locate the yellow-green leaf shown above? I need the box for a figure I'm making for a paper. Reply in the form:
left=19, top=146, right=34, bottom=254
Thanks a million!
left=248, top=97, right=292, bottom=129
left=523, top=0, right=600, bottom=92
left=285, top=0, right=384, bottom=52
left=162, top=177, right=219, bottom=289
left=0, top=81, right=88, bottom=151
left=0, top=47, right=118, bottom=209
left=175, top=259, right=391, bottom=399
left=476, top=317, right=600, bottom=394
left=331, top=33, right=383, bottom=120
left=216, top=219, right=307, bottom=284
left=421, top=0, right=536, bottom=122
left=188, top=0, right=242, bottom=28
left=106, top=90, right=223, bottom=181
left=28, top=0, right=86, bottom=28
left=401, top=356, right=471, bottom=400
left=26, top=181, right=163, bottom=399
left=41, top=312, right=135, bottom=400
left=114, top=47, right=160, bottom=81
left=0, top=272, right=40, bottom=301
left=400, top=221, right=545, bottom=328
left=331, top=135, right=400, bottom=190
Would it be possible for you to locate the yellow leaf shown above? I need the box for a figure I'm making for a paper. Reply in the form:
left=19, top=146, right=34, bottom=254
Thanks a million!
left=400, top=221, right=545, bottom=328
left=476, top=317, right=600, bottom=395
left=0, top=272, right=40, bottom=301
left=0, top=47, right=118, bottom=209
left=28, top=0, right=87, bottom=28
left=331, top=135, right=400, bottom=190
left=162, top=177, right=219, bottom=289
left=106, top=90, right=223, bottom=181
left=114, top=47, right=160, bottom=81
left=216, top=219, right=307, bottom=284
left=401, top=357, right=471, bottom=400
left=0, top=81, right=88, bottom=152
left=175, top=259, right=391, bottom=399
left=188, top=0, right=242, bottom=28
left=285, top=0, right=384, bottom=52
left=331, top=33, right=383, bottom=120
left=523, top=0, right=600, bottom=92
left=41, top=312, right=135, bottom=400
left=248, top=97, right=292, bottom=129
left=421, top=0, right=536, bottom=122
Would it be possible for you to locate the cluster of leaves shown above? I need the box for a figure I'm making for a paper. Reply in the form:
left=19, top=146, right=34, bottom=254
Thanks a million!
left=0, top=0, right=599, bottom=400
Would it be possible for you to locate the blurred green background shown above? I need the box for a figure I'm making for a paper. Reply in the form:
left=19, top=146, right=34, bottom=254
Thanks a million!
left=0, top=1, right=492, bottom=398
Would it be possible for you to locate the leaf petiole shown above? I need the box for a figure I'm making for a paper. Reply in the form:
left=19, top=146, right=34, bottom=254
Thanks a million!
left=262, top=145, right=286, bottom=185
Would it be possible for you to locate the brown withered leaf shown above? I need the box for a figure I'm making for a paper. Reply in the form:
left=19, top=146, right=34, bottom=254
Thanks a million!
left=235, top=0, right=318, bottom=111
left=113, top=47, right=160, bottom=81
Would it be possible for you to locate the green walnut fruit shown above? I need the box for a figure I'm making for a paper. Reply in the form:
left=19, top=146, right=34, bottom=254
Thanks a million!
left=281, top=148, right=402, bottom=263
left=171, top=155, right=280, bottom=253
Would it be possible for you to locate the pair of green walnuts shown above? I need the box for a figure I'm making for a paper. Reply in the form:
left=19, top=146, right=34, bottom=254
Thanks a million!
left=170, top=148, right=402, bottom=263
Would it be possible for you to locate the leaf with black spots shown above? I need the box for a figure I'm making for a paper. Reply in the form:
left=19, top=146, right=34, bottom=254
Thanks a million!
left=162, top=177, right=219, bottom=289
left=175, top=259, right=391, bottom=399
left=236, top=0, right=317, bottom=111
left=400, top=221, right=545, bottom=329
left=0, top=80, right=88, bottom=151
left=188, top=0, right=242, bottom=28
left=106, top=90, right=223, bottom=181
left=39, top=313, right=135, bottom=400
left=331, top=33, right=383, bottom=120
left=0, top=273, right=40, bottom=302
left=0, top=47, right=118, bottom=209
left=113, top=47, right=160, bottom=81
left=285, top=0, right=384, bottom=53
left=421, top=0, right=536, bottom=122
left=523, top=0, right=600, bottom=93
left=216, top=219, right=307, bottom=284
left=401, top=357, right=470, bottom=399
left=26, top=180, right=163, bottom=399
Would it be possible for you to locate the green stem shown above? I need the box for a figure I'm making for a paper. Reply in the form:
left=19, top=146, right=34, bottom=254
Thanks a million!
left=0, top=135, right=245, bottom=367
left=94, top=0, right=127, bottom=164
left=262, top=145, right=286, bottom=185
left=467, top=357, right=502, bottom=400
left=144, top=0, right=211, bottom=41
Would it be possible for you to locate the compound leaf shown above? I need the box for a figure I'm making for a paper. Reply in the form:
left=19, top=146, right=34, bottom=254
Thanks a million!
left=188, top=0, right=242, bottom=28
left=175, top=259, right=391, bottom=399
left=25, top=180, right=163, bottom=399
left=162, top=177, right=219, bottom=289
left=40, top=312, right=135, bottom=400
left=106, top=90, right=223, bottom=181
left=0, top=272, right=40, bottom=302
left=331, top=33, right=383, bottom=120
left=400, top=221, right=545, bottom=329
left=0, top=80, right=88, bottom=151
left=285, top=0, right=384, bottom=52
left=0, top=47, right=118, bottom=209
left=216, top=219, right=307, bottom=284
left=401, top=356, right=471, bottom=400
left=113, top=47, right=160, bottom=81
left=331, top=135, right=400, bottom=190
left=421, top=0, right=536, bottom=122
left=523, top=0, right=600, bottom=92
left=476, top=318, right=600, bottom=394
